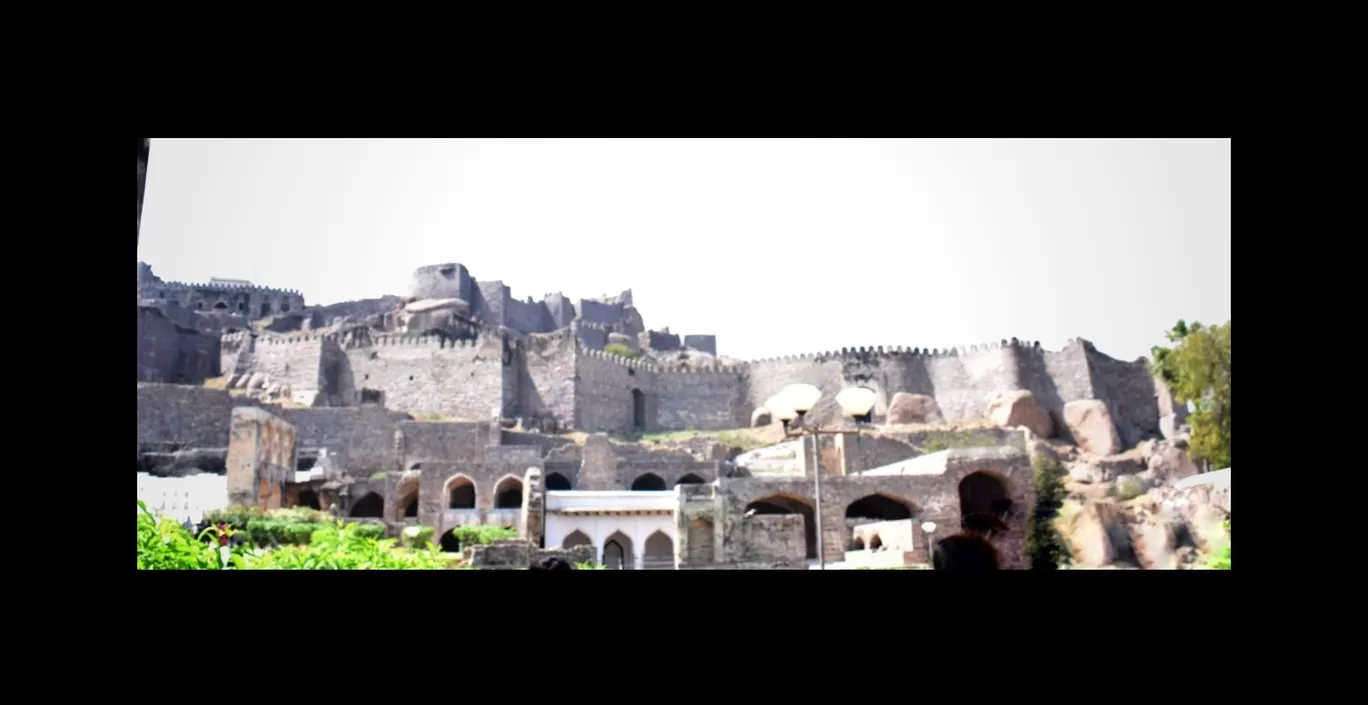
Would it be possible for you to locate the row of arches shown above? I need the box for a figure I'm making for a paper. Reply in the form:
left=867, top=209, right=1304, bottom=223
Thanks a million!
left=561, top=529, right=675, bottom=569
left=741, top=470, right=1015, bottom=566
left=629, top=473, right=707, bottom=491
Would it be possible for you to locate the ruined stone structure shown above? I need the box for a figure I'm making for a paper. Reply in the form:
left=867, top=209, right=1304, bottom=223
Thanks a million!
left=136, top=260, right=1195, bottom=570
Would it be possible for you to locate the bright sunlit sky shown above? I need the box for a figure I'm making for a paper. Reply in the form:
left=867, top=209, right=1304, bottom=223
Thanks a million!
left=138, top=138, right=1231, bottom=362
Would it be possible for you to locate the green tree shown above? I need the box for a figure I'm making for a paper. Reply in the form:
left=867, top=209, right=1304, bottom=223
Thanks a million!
left=1025, top=455, right=1071, bottom=569
left=1151, top=319, right=1231, bottom=469
left=603, top=343, right=638, bottom=359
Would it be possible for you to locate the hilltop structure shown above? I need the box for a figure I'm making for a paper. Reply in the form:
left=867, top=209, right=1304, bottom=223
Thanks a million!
left=136, top=260, right=1198, bottom=570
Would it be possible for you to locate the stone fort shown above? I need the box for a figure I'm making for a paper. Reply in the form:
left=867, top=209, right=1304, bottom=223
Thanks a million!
left=137, top=259, right=1186, bottom=569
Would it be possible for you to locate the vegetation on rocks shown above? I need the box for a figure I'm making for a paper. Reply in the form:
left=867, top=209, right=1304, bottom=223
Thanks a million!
left=1209, top=520, right=1230, bottom=570
left=603, top=343, right=638, bottom=359
left=1026, top=454, right=1072, bottom=569
left=1151, top=319, right=1231, bottom=469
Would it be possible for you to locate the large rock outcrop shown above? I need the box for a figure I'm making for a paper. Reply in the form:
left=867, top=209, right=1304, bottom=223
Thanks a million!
left=987, top=390, right=1053, bottom=438
left=1063, top=400, right=1122, bottom=456
left=886, top=393, right=944, bottom=425
left=1147, top=440, right=1200, bottom=482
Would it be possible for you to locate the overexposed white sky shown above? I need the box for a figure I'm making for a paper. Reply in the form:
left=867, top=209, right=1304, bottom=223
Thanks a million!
left=139, top=138, right=1230, bottom=362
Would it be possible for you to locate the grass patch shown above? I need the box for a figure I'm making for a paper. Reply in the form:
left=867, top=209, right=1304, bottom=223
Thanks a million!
left=918, top=429, right=1002, bottom=453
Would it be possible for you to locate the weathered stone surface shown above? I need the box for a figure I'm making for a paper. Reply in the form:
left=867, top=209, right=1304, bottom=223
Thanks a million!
left=1147, top=440, right=1200, bottom=481
left=987, top=390, right=1053, bottom=438
left=1066, top=502, right=1135, bottom=568
left=1063, top=400, right=1121, bottom=456
left=1069, top=464, right=1103, bottom=484
left=751, top=407, right=772, bottom=427
left=886, top=392, right=944, bottom=425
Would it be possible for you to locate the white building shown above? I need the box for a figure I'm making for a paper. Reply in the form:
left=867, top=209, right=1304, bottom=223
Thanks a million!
left=543, top=491, right=678, bottom=569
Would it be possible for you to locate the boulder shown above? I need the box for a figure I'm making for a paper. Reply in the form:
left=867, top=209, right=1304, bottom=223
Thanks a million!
left=1066, top=502, right=1135, bottom=568
left=1069, top=464, right=1103, bottom=484
left=1063, top=400, right=1121, bottom=456
left=246, top=372, right=268, bottom=391
left=987, top=390, right=1053, bottom=438
left=1147, top=441, right=1200, bottom=482
left=751, top=407, right=773, bottom=427
left=887, top=392, right=944, bottom=425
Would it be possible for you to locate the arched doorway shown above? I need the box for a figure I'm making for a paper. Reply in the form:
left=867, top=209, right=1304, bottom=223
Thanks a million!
left=401, top=495, right=418, bottom=518
left=446, top=475, right=476, bottom=509
left=349, top=492, right=384, bottom=518
left=562, top=530, right=592, bottom=550
left=845, top=493, right=916, bottom=522
left=603, top=531, right=633, bottom=570
left=675, top=473, right=706, bottom=485
left=439, top=528, right=463, bottom=553
left=934, top=534, right=1000, bottom=571
left=296, top=489, right=320, bottom=510
left=745, top=494, right=817, bottom=560
left=687, top=518, right=713, bottom=565
left=959, top=471, right=1013, bottom=537
left=643, top=531, right=675, bottom=569
left=631, top=473, right=666, bottom=491
left=632, top=388, right=646, bottom=430
left=544, top=472, right=572, bottom=491
left=494, top=477, right=523, bottom=509
left=213, top=301, right=228, bottom=310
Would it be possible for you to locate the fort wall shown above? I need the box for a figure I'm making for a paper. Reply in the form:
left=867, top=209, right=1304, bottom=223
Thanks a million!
left=517, top=329, right=578, bottom=426
left=575, top=348, right=657, bottom=433
left=655, top=366, right=746, bottom=431
left=340, top=331, right=507, bottom=420
left=138, top=307, right=220, bottom=384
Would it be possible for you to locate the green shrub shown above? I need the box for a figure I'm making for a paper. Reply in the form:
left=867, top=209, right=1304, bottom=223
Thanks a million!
left=1209, top=520, right=1231, bottom=570
left=139, top=501, right=458, bottom=570
left=1025, top=455, right=1071, bottom=570
left=445, top=525, right=518, bottom=548
left=1113, top=476, right=1148, bottom=501
left=603, top=343, right=637, bottom=359
left=402, top=525, right=437, bottom=549
left=575, top=561, right=606, bottom=570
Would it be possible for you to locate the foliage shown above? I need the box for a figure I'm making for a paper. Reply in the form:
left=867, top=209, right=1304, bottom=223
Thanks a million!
left=1112, top=475, right=1149, bottom=501
left=921, top=430, right=1000, bottom=453
left=402, top=525, right=436, bottom=549
left=1208, top=520, right=1231, bottom=570
left=1025, top=455, right=1072, bottom=569
left=138, top=500, right=241, bottom=570
left=138, top=501, right=458, bottom=570
left=575, top=561, right=606, bottom=570
left=715, top=431, right=768, bottom=452
left=1151, top=319, right=1231, bottom=469
left=445, top=524, right=518, bottom=548
left=603, top=343, right=638, bottom=359
left=204, top=505, right=333, bottom=547
left=239, top=521, right=456, bottom=570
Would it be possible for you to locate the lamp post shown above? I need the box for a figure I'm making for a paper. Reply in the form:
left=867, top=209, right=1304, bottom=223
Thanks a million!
left=921, top=521, right=937, bottom=567
left=774, top=384, right=877, bottom=570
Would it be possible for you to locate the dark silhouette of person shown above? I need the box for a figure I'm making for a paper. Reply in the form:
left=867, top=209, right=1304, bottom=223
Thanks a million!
left=531, top=556, right=575, bottom=571
left=932, top=533, right=1000, bottom=571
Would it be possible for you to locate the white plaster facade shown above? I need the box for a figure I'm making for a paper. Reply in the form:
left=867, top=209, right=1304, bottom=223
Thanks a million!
left=136, top=472, right=229, bottom=524
left=544, top=491, right=679, bottom=570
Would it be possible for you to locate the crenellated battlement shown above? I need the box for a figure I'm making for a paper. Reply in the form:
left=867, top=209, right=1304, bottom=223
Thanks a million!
left=163, top=280, right=303, bottom=297
left=744, top=337, right=1075, bottom=365
left=576, top=342, right=745, bottom=375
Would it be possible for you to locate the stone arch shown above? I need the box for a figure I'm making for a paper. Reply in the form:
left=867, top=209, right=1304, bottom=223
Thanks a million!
left=260, top=301, right=272, bottom=317
left=850, top=535, right=866, bottom=550
left=213, top=301, right=228, bottom=310
left=445, top=474, right=477, bottom=509
left=631, top=388, right=646, bottom=430
left=562, top=530, right=592, bottom=550
left=544, top=472, right=572, bottom=491
left=869, top=534, right=884, bottom=550
left=845, top=493, right=918, bottom=521
left=934, top=533, right=1000, bottom=571
left=686, top=518, right=713, bottom=564
left=397, top=473, right=421, bottom=519
left=296, top=489, right=320, bottom=510
left=631, top=473, right=667, bottom=491
left=603, top=531, right=633, bottom=570
left=439, top=528, right=463, bottom=553
left=745, top=493, right=817, bottom=560
left=675, top=473, right=706, bottom=485
left=350, top=492, right=384, bottom=518
left=643, top=530, right=675, bottom=569
left=958, top=470, right=1013, bottom=537
left=493, top=476, right=524, bottom=509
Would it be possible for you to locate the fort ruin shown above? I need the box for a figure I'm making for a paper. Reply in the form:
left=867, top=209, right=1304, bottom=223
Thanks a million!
left=137, top=260, right=1197, bottom=569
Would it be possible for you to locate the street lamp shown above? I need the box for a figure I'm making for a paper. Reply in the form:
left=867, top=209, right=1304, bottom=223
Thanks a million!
left=765, top=395, right=798, bottom=434
left=921, top=521, right=937, bottom=566
left=778, top=383, right=877, bottom=570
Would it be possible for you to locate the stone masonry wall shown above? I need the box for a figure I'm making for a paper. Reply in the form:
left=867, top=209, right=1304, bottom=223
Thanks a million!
left=575, top=349, right=657, bottom=433
left=655, top=368, right=746, bottom=431
left=341, top=331, right=507, bottom=420
left=1083, top=341, right=1162, bottom=447
left=137, top=306, right=220, bottom=384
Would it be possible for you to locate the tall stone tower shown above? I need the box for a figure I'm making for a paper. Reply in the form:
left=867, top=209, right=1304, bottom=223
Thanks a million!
left=226, top=407, right=298, bottom=510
